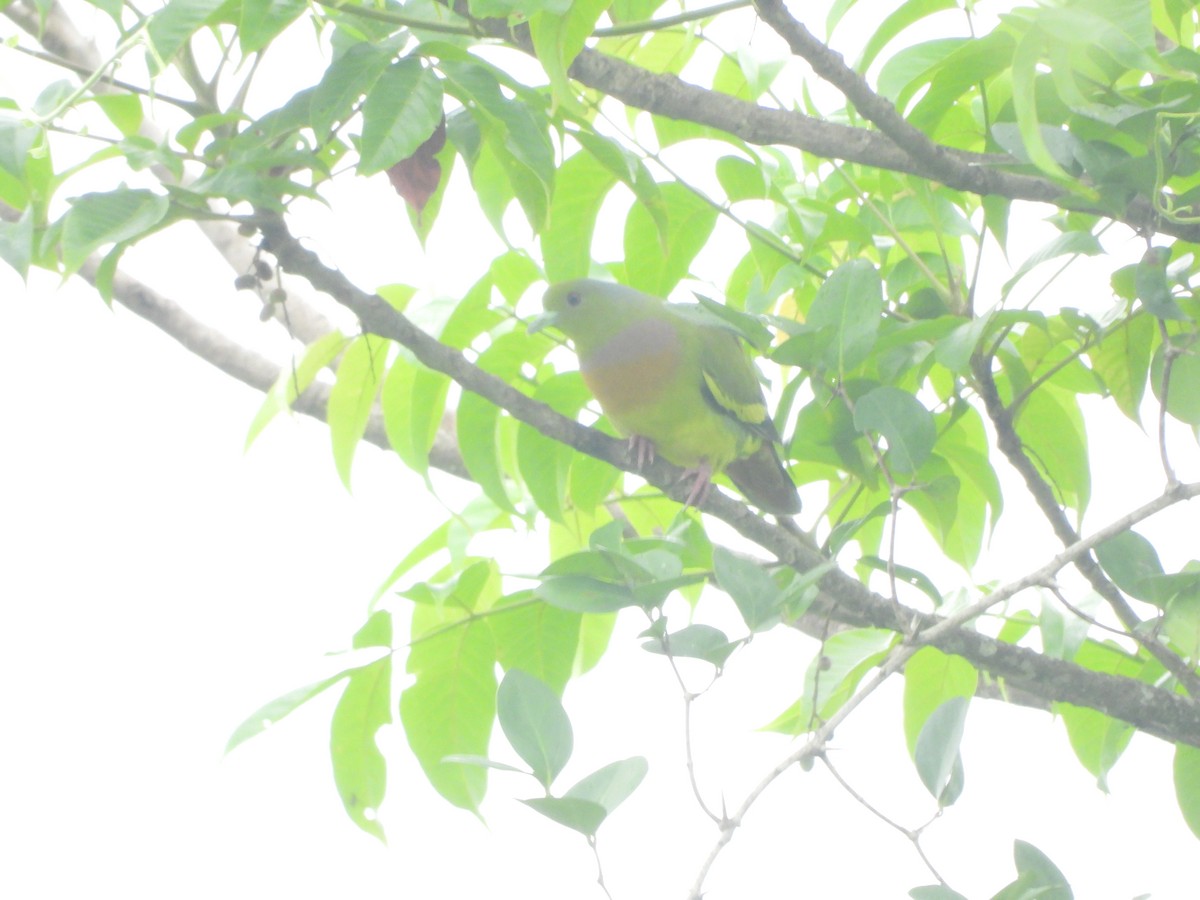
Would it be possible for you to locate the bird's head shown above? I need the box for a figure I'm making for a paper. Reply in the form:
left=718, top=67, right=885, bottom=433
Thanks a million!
left=529, top=279, right=653, bottom=346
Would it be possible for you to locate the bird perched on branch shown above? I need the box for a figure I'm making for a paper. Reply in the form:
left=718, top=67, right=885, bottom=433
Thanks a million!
left=530, top=278, right=801, bottom=515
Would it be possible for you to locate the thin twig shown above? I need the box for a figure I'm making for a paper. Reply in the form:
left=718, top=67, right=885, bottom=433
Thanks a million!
left=658, top=626, right=724, bottom=824
left=819, top=754, right=952, bottom=889
left=588, top=835, right=615, bottom=900
left=595, top=0, right=751, bottom=37
left=1155, top=318, right=1180, bottom=486
left=972, top=356, right=1200, bottom=695
left=4, top=43, right=205, bottom=113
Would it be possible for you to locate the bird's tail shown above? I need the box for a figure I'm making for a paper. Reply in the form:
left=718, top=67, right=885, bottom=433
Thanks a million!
left=726, top=443, right=801, bottom=515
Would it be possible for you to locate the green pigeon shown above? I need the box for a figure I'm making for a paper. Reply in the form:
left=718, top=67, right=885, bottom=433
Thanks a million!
left=529, top=278, right=801, bottom=515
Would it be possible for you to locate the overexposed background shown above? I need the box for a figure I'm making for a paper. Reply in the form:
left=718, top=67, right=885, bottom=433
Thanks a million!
left=3, top=0, right=1200, bottom=896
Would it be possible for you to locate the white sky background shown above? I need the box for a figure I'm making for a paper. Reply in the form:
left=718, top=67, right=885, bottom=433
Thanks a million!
left=2, top=0, right=1200, bottom=897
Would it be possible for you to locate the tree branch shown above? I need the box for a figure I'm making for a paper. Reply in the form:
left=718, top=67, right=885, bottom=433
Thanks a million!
left=6, top=0, right=339, bottom=347
left=255, top=210, right=1200, bottom=748
left=971, top=353, right=1200, bottom=696
left=553, top=23, right=1198, bottom=242
left=76, top=256, right=469, bottom=479
left=753, top=0, right=954, bottom=174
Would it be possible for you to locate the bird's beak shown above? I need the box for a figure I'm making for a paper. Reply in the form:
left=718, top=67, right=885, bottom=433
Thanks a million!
left=527, top=310, right=559, bottom=334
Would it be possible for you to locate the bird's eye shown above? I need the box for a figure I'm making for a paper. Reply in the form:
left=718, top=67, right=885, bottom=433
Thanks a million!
left=566, top=291, right=582, bottom=307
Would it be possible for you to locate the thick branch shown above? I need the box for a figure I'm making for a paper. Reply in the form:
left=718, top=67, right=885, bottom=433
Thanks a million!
left=559, top=31, right=1198, bottom=242
left=78, top=257, right=468, bottom=479
left=753, top=0, right=953, bottom=173
left=257, top=211, right=1200, bottom=747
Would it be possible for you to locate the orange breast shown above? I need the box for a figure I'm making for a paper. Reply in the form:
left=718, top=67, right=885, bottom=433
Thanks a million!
left=579, top=317, right=681, bottom=423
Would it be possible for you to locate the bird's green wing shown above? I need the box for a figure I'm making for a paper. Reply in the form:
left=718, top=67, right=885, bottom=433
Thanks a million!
left=687, top=315, right=780, bottom=444
left=669, top=304, right=800, bottom=514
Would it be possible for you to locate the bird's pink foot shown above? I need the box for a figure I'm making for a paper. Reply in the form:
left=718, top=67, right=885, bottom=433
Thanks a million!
left=628, top=435, right=656, bottom=470
left=680, top=460, right=713, bottom=508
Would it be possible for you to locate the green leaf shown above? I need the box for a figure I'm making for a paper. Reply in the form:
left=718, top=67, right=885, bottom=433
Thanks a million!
left=327, top=334, right=389, bottom=489
left=330, top=611, right=393, bottom=842
left=381, top=355, right=450, bottom=478
left=914, top=695, right=969, bottom=806
left=542, top=152, right=616, bottom=283
left=359, top=60, right=444, bottom=175
left=1037, top=0, right=1164, bottom=74
left=1174, top=742, right=1200, bottom=840
left=906, top=30, right=1015, bottom=134
left=716, top=154, right=770, bottom=202
left=993, top=840, right=1073, bottom=900
left=491, top=598, right=582, bottom=695
left=400, top=615, right=496, bottom=812
left=402, top=559, right=498, bottom=613
left=225, top=671, right=350, bottom=754
left=456, top=390, right=515, bottom=512
left=568, top=448, right=623, bottom=515
left=1002, top=231, right=1104, bottom=297
left=1094, top=529, right=1165, bottom=604
left=517, top=373, right=591, bottom=521
left=442, top=754, right=529, bottom=774
left=1012, top=385, right=1090, bottom=514
left=1090, top=313, right=1153, bottom=422
left=902, top=647, right=976, bottom=757
left=497, top=669, right=573, bottom=788
left=806, top=259, right=884, bottom=374
left=440, top=60, right=554, bottom=233
left=455, top=331, right=533, bottom=513
left=642, top=623, right=736, bottom=668
left=852, top=386, right=936, bottom=475
left=1164, top=587, right=1200, bottom=661
left=905, top=455, right=967, bottom=565
left=764, top=629, right=896, bottom=733
left=1055, top=701, right=1134, bottom=792
left=147, top=0, right=225, bottom=72
left=467, top=0, right=569, bottom=16
left=0, top=206, right=33, bottom=279
left=877, top=38, right=965, bottom=110
left=535, top=575, right=638, bottom=613
left=521, top=796, right=607, bottom=835
left=245, top=330, right=347, bottom=450
left=88, top=94, right=144, bottom=137
left=909, top=887, right=969, bottom=900
left=528, top=0, right=608, bottom=115
left=574, top=130, right=668, bottom=240
left=564, top=756, right=648, bottom=818
left=0, top=116, right=41, bottom=183
left=712, top=546, right=783, bottom=632
left=1151, top=342, right=1200, bottom=426
left=61, top=188, right=169, bottom=273
left=623, top=182, right=718, bottom=297
left=1010, top=29, right=1075, bottom=183
left=933, top=312, right=994, bottom=374
left=857, top=0, right=958, bottom=73
left=371, top=520, right=452, bottom=604
left=310, top=42, right=393, bottom=137
left=1135, top=246, right=1187, bottom=320
left=608, top=0, right=661, bottom=23
left=239, top=0, right=306, bottom=53
left=508, top=149, right=555, bottom=245
left=936, top=409, right=1003, bottom=529
left=693, top=293, right=773, bottom=350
